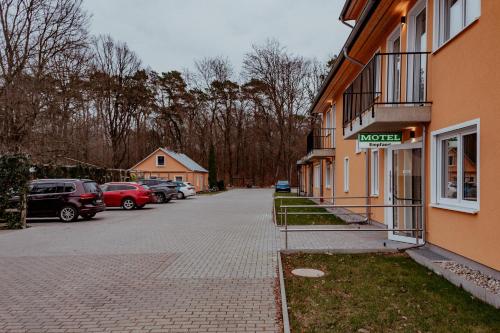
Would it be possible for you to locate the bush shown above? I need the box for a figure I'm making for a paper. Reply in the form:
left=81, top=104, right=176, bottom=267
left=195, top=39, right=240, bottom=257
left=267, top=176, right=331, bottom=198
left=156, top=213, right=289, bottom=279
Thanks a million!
left=0, top=154, right=31, bottom=229
left=216, top=180, right=225, bottom=191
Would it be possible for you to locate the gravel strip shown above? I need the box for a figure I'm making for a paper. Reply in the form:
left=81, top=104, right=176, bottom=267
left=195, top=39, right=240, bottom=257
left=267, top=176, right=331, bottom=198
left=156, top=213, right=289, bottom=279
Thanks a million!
left=437, top=261, right=500, bottom=295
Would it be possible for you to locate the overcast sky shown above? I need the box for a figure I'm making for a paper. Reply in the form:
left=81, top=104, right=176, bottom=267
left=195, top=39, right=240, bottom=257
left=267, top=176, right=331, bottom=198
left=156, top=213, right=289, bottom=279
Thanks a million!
left=82, top=0, right=350, bottom=74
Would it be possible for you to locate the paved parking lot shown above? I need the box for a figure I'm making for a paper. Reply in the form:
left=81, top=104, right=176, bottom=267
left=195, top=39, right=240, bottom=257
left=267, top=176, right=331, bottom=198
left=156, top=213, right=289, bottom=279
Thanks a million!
left=0, top=189, right=279, bottom=333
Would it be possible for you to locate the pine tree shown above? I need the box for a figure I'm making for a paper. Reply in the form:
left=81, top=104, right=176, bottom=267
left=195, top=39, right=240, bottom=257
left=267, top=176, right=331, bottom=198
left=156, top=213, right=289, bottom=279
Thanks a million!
left=208, top=144, right=217, bottom=189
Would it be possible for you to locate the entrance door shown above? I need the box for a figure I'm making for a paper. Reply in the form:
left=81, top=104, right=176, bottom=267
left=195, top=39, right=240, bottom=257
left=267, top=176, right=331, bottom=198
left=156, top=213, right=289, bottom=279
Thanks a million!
left=387, top=142, right=423, bottom=243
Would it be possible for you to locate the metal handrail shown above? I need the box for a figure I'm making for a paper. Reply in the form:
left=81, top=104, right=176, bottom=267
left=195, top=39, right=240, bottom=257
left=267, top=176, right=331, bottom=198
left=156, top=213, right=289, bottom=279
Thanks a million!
left=281, top=203, right=423, bottom=249
left=274, top=196, right=371, bottom=225
left=342, top=51, right=431, bottom=130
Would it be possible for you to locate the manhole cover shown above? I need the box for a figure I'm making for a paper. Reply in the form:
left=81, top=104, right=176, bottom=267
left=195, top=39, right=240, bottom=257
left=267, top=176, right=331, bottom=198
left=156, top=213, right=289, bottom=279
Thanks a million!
left=291, top=268, right=325, bottom=278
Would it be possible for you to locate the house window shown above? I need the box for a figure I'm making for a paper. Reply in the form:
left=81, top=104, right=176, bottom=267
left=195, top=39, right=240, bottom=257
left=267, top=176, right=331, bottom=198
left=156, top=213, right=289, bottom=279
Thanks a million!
left=432, top=120, right=479, bottom=212
left=343, top=157, right=349, bottom=193
left=370, top=149, right=379, bottom=196
left=175, top=176, right=183, bottom=182
left=435, top=0, right=480, bottom=48
left=314, top=165, right=321, bottom=188
left=326, top=163, right=332, bottom=188
left=156, top=155, right=165, bottom=166
left=325, top=110, right=331, bottom=129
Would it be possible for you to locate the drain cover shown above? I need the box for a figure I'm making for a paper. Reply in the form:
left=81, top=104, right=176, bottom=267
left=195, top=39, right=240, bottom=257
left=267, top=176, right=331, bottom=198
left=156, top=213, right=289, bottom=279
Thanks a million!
left=291, top=268, right=325, bottom=278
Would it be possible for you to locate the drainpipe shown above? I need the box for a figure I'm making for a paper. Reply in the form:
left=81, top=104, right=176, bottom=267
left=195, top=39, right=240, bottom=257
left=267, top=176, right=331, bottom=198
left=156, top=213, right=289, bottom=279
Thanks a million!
left=343, top=47, right=365, bottom=67
left=366, top=149, right=370, bottom=223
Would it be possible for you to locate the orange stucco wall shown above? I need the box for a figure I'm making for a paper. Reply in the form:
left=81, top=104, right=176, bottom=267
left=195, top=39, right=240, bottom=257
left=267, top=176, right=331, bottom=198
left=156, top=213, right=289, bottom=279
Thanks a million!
left=310, top=0, right=500, bottom=270
left=424, top=0, right=500, bottom=270
left=131, top=149, right=208, bottom=192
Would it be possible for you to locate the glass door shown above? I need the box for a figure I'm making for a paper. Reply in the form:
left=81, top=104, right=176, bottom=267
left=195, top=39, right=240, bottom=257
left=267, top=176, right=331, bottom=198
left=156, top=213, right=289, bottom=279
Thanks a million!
left=387, top=143, right=423, bottom=243
left=387, top=31, right=401, bottom=104
left=408, top=3, right=427, bottom=103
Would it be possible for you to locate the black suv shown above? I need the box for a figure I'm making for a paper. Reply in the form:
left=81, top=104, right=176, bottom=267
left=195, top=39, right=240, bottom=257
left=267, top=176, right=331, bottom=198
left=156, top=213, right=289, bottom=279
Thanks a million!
left=24, top=179, right=106, bottom=222
left=137, top=179, right=177, bottom=203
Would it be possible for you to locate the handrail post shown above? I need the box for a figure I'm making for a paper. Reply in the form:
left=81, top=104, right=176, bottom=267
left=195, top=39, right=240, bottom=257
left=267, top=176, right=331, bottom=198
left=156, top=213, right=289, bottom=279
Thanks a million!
left=280, top=198, right=283, bottom=226
left=285, top=207, right=288, bottom=250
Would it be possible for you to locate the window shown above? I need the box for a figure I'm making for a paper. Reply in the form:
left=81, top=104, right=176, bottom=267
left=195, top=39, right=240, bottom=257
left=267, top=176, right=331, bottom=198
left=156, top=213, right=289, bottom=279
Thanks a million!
left=331, top=104, right=336, bottom=148
left=326, top=163, right=332, bottom=188
left=370, top=149, right=379, bottom=196
left=175, top=176, right=183, bottom=182
left=431, top=120, right=479, bottom=212
left=314, top=165, right=321, bottom=188
left=435, top=0, right=480, bottom=48
left=325, top=110, right=331, bottom=129
left=343, top=157, right=349, bottom=193
left=156, top=155, right=165, bottom=166
left=30, top=183, right=57, bottom=194
left=83, top=181, right=99, bottom=193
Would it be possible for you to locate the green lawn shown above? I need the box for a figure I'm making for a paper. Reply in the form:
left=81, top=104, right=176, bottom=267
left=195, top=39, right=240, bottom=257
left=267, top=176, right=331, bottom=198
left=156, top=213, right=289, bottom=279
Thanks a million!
left=283, top=253, right=500, bottom=333
left=274, top=192, right=344, bottom=225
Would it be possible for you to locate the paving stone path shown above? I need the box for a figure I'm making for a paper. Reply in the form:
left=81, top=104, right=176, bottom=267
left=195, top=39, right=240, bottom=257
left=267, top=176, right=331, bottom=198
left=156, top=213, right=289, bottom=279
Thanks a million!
left=0, top=189, right=279, bottom=333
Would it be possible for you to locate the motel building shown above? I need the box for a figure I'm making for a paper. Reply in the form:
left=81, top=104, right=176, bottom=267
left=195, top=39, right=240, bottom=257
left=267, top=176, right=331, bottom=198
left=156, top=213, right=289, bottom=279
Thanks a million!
left=297, top=0, right=500, bottom=271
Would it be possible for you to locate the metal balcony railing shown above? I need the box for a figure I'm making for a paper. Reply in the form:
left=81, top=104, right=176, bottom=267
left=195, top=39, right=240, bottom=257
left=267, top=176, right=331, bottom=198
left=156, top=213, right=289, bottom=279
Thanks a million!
left=343, top=52, right=431, bottom=131
left=306, top=128, right=335, bottom=154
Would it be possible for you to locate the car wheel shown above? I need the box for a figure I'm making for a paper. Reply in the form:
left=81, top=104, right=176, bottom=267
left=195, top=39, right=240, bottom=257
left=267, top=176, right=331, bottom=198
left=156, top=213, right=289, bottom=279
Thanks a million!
left=156, top=193, right=166, bottom=204
left=81, top=213, right=96, bottom=220
left=122, top=198, right=136, bottom=210
left=165, top=197, right=172, bottom=203
left=59, top=206, right=78, bottom=222
left=177, top=192, right=185, bottom=199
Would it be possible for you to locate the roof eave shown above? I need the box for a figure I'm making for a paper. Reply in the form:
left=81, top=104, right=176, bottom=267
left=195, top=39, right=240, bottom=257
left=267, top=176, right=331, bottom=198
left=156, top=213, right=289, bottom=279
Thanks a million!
left=308, top=0, right=379, bottom=115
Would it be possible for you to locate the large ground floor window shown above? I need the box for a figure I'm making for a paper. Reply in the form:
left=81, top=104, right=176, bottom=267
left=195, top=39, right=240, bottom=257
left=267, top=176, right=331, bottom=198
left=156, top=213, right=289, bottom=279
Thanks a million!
left=431, top=119, right=479, bottom=212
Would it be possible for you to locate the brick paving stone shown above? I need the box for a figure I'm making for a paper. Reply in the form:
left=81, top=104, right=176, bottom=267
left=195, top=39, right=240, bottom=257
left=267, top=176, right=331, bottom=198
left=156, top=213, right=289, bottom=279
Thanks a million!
left=0, top=189, right=279, bottom=332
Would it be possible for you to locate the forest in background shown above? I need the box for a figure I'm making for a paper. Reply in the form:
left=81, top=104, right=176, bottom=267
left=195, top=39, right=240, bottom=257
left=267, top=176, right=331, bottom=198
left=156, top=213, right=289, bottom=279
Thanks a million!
left=0, top=0, right=333, bottom=186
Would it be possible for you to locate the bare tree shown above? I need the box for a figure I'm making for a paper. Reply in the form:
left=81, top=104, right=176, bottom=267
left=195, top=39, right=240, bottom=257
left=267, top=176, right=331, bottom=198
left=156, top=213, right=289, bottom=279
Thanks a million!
left=90, top=35, right=147, bottom=168
left=0, top=0, right=89, bottom=150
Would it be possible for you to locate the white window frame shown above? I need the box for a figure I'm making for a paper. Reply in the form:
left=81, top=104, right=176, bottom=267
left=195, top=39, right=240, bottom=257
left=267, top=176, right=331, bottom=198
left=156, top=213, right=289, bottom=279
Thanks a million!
left=314, top=164, right=321, bottom=189
left=430, top=119, right=480, bottom=214
left=325, top=109, right=331, bottom=129
left=433, top=0, right=481, bottom=51
left=156, top=155, right=165, bottom=167
left=386, top=26, right=402, bottom=104
left=370, top=149, right=379, bottom=196
left=331, top=104, right=336, bottom=148
left=343, top=157, right=350, bottom=193
left=406, top=0, right=428, bottom=102
left=326, top=163, right=332, bottom=188
left=175, top=175, right=183, bottom=182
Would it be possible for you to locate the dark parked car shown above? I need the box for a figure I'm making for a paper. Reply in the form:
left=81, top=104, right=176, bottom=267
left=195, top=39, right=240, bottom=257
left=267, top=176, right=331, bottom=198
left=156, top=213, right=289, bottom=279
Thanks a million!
left=137, top=179, right=177, bottom=203
left=20, top=179, right=105, bottom=222
left=275, top=180, right=291, bottom=193
left=100, top=182, right=153, bottom=210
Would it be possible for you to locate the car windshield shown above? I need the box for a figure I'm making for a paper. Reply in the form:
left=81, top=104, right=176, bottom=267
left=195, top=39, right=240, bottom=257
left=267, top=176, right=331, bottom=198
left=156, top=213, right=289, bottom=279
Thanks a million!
left=141, top=185, right=150, bottom=189
left=277, top=181, right=289, bottom=185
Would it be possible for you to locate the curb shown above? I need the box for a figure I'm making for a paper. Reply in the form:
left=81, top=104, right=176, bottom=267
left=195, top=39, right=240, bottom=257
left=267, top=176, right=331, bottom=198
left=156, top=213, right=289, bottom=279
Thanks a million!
left=279, top=248, right=398, bottom=255
left=407, top=249, right=500, bottom=309
left=277, top=251, right=291, bottom=333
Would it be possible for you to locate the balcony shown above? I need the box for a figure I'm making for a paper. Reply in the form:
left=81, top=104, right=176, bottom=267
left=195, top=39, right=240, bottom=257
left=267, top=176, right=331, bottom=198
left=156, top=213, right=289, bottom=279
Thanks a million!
left=303, top=128, right=335, bottom=162
left=343, top=52, right=432, bottom=139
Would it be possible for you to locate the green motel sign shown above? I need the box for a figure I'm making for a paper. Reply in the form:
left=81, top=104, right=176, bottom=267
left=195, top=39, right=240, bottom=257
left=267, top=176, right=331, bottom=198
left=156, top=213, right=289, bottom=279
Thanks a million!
left=358, top=132, right=402, bottom=149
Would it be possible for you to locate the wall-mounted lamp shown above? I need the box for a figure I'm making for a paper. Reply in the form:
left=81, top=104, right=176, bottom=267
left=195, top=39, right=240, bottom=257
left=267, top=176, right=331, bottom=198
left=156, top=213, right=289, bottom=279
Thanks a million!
left=401, top=16, right=407, bottom=25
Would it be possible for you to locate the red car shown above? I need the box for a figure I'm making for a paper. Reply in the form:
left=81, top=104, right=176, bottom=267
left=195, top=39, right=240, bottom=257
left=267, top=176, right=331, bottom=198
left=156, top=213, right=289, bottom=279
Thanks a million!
left=100, top=182, right=153, bottom=210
